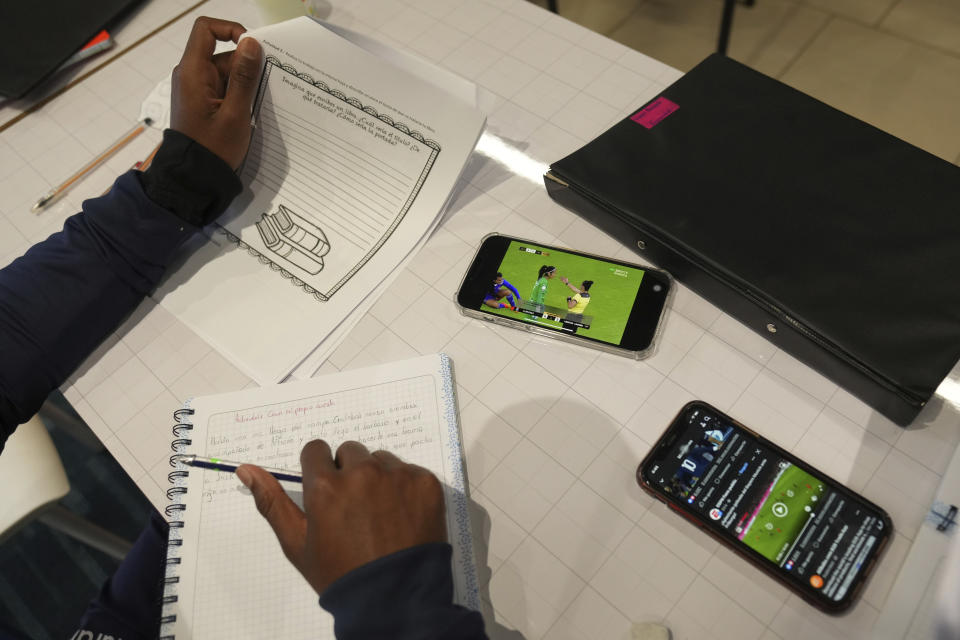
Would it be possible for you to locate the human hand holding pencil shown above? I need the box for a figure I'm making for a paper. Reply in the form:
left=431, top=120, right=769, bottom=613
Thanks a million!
left=236, top=439, right=448, bottom=595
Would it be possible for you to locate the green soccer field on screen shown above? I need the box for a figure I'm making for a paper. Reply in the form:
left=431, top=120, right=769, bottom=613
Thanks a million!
left=482, top=240, right=645, bottom=345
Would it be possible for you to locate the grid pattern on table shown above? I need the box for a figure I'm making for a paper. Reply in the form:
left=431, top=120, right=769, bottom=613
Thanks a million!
left=5, top=0, right=952, bottom=638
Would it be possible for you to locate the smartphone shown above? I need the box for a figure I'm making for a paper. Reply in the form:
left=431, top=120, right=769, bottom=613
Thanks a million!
left=637, top=401, right=892, bottom=613
left=456, top=234, right=671, bottom=358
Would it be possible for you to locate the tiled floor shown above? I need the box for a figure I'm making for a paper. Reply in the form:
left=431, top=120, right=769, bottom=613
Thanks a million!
left=534, top=0, right=960, bottom=164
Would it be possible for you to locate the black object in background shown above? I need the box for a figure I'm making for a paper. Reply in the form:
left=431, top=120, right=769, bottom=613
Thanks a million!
left=546, top=54, right=960, bottom=426
left=0, top=0, right=143, bottom=99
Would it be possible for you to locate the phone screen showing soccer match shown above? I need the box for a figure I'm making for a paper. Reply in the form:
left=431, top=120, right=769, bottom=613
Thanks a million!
left=638, top=401, right=892, bottom=613
left=456, top=234, right=670, bottom=353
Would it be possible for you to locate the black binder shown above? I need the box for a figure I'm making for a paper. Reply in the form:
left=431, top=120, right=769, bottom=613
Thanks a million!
left=546, top=54, right=960, bottom=426
left=0, top=0, right=143, bottom=99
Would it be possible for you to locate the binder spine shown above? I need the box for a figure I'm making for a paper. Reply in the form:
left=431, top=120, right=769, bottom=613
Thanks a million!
left=159, top=405, right=194, bottom=640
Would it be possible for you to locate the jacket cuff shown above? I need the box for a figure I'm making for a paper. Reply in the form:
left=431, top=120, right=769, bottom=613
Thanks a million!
left=319, top=543, right=470, bottom=638
left=137, top=129, right=242, bottom=227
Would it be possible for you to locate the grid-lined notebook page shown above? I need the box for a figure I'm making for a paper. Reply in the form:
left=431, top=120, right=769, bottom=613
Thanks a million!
left=161, top=353, right=476, bottom=639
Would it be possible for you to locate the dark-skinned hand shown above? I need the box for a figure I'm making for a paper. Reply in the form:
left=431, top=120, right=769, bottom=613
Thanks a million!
left=236, top=439, right=448, bottom=595
left=171, top=17, right=263, bottom=169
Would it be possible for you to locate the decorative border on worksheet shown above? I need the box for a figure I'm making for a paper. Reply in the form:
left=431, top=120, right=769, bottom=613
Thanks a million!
left=216, top=226, right=329, bottom=302
left=263, top=55, right=442, bottom=151
left=220, top=55, right=442, bottom=302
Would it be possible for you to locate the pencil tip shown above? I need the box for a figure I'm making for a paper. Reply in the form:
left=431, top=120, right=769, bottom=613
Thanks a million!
left=144, top=117, right=154, bottom=126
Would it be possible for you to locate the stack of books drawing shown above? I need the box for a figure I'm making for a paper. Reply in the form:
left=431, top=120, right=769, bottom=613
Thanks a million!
left=255, top=205, right=330, bottom=276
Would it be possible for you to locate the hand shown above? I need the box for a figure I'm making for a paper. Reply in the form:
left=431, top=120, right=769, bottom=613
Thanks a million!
left=560, top=277, right=569, bottom=284
left=237, top=440, right=448, bottom=595
left=171, top=17, right=263, bottom=169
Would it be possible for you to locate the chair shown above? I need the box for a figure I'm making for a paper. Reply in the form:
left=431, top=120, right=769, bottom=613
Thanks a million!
left=542, top=0, right=756, bottom=55
left=0, top=415, right=133, bottom=560
left=718, top=0, right=756, bottom=55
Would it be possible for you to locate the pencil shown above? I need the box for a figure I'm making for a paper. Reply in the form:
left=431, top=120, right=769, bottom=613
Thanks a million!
left=32, top=117, right=153, bottom=213
left=139, top=141, right=162, bottom=171
left=179, top=454, right=303, bottom=483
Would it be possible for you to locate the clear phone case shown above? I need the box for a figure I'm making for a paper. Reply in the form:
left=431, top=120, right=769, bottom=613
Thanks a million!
left=454, top=233, right=673, bottom=360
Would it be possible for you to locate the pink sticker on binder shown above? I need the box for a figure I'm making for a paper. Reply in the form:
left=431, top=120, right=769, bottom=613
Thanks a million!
left=631, top=97, right=678, bottom=129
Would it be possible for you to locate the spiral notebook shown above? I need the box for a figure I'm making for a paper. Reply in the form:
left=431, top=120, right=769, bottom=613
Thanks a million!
left=160, top=353, right=478, bottom=639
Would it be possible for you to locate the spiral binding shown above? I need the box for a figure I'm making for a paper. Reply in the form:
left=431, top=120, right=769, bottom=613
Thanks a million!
left=160, top=405, right=194, bottom=640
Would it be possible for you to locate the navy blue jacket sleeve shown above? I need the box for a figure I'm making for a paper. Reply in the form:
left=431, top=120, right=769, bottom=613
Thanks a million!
left=0, top=129, right=240, bottom=450
left=0, top=173, right=194, bottom=447
left=320, top=543, right=488, bottom=639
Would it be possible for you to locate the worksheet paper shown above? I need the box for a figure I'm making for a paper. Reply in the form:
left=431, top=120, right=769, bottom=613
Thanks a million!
left=160, top=353, right=479, bottom=639
left=286, top=20, right=482, bottom=380
left=156, top=17, right=485, bottom=384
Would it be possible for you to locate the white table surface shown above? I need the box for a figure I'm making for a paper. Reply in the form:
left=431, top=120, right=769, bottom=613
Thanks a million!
left=2, top=1, right=958, bottom=638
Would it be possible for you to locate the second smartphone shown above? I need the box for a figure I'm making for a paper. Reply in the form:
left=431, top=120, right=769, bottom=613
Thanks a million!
left=638, top=401, right=892, bottom=613
left=456, top=234, right=671, bottom=358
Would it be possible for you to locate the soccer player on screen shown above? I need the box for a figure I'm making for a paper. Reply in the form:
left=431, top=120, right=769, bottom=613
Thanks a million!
left=483, top=272, right=521, bottom=310
left=530, top=265, right=557, bottom=309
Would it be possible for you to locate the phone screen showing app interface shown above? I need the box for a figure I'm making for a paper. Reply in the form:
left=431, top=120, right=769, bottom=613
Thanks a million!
left=646, top=405, right=888, bottom=604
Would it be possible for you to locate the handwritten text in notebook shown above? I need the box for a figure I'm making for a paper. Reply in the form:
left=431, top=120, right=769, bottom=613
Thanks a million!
left=199, top=375, right=442, bottom=501
left=162, top=355, right=477, bottom=638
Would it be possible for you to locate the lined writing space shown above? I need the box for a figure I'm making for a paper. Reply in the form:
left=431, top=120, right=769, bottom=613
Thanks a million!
left=242, top=68, right=435, bottom=280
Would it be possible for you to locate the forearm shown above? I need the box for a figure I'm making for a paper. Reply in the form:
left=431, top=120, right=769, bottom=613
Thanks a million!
left=0, top=130, right=240, bottom=448
left=319, top=543, right=487, bottom=639
left=0, top=175, right=191, bottom=443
